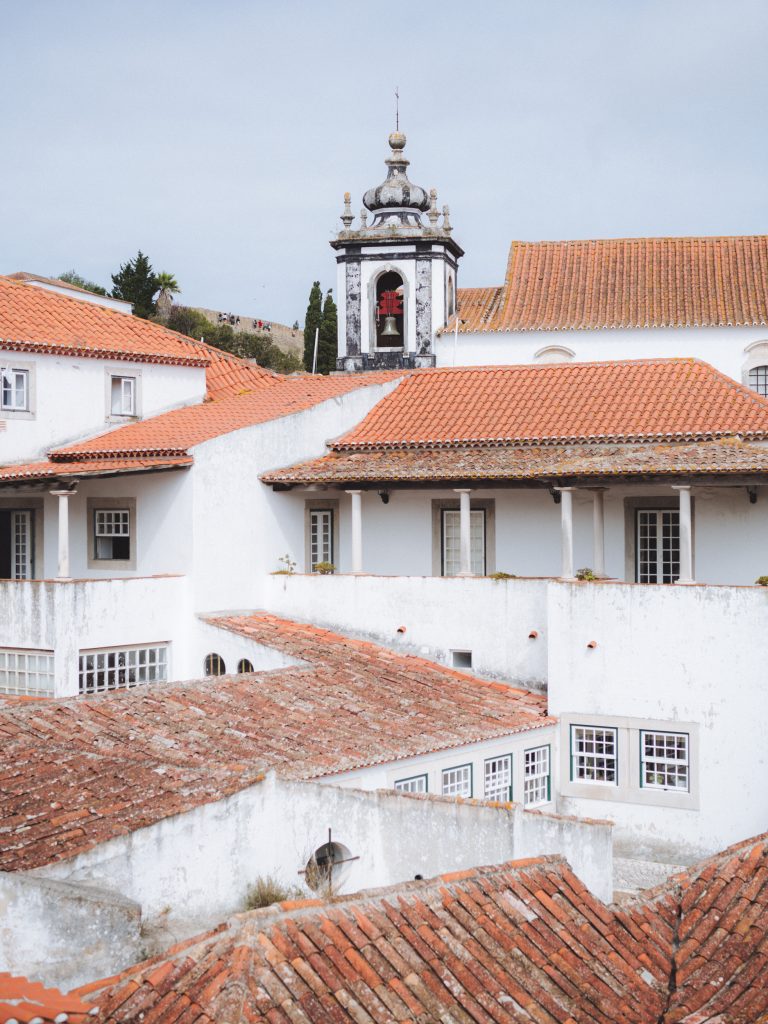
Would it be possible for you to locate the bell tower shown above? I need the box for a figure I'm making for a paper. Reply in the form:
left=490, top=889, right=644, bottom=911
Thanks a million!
left=331, top=131, right=463, bottom=371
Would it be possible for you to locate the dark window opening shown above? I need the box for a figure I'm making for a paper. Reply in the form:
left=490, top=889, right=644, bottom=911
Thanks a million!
left=375, top=271, right=404, bottom=350
left=204, top=653, right=226, bottom=676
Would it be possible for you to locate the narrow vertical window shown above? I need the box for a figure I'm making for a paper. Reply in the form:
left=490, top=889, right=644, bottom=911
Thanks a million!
left=309, top=508, right=333, bottom=571
left=12, top=510, right=32, bottom=580
left=636, top=509, right=680, bottom=583
left=441, top=509, right=485, bottom=576
left=524, top=745, right=551, bottom=806
left=484, top=755, right=512, bottom=801
left=110, top=375, right=136, bottom=416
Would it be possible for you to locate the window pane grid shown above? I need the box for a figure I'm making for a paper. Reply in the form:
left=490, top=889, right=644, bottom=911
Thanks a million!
left=441, top=764, right=472, bottom=798
left=571, top=726, right=618, bottom=784
left=78, top=644, right=168, bottom=694
left=637, top=510, right=679, bottom=584
left=13, top=510, right=31, bottom=580
left=749, top=365, right=768, bottom=397
left=641, top=730, right=689, bottom=791
left=484, top=755, right=512, bottom=801
left=524, top=745, right=551, bottom=806
left=0, top=648, right=54, bottom=696
left=309, top=509, right=333, bottom=570
left=394, top=775, right=428, bottom=794
left=442, top=509, right=485, bottom=576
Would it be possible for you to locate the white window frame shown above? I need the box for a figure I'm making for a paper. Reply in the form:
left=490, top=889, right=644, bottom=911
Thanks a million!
left=0, top=648, right=54, bottom=697
left=94, top=508, right=131, bottom=560
left=524, top=745, right=551, bottom=807
left=570, top=725, right=618, bottom=786
left=110, top=374, right=137, bottom=417
left=441, top=508, right=486, bottom=576
left=87, top=497, right=136, bottom=570
left=483, top=754, right=512, bottom=802
left=78, top=643, right=168, bottom=694
left=441, top=763, right=473, bottom=798
left=636, top=508, right=680, bottom=584
left=748, top=364, right=768, bottom=397
left=309, top=507, right=334, bottom=571
left=640, top=730, right=690, bottom=792
left=394, top=774, right=428, bottom=794
left=0, top=362, right=34, bottom=418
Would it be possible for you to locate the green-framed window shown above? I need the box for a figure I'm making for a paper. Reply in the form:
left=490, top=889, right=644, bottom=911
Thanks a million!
left=441, top=763, right=473, bottom=798
left=484, top=754, right=512, bottom=801
left=523, top=744, right=551, bottom=806
left=394, top=774, right=428, bottom=794
left=570, top=725, right=618, bottom=785
left=640, top=730, right=689, bottom=791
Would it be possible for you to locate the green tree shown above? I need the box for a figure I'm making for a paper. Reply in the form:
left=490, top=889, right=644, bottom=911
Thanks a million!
left=111, top=251, right=158, bottom=319
left=317, top=289, right=338, bottom=375
left=154, top=271, right=181, bottom=321
left=303, top=281, right=323, bottom=371
left=57, top=270, right=107, bottom=295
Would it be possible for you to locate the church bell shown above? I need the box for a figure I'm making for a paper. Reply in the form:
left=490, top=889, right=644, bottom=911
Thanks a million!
left=380, top=315, right=400, bottom=337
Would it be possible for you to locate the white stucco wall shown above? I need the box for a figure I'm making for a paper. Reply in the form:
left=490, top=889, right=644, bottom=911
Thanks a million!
left=435, top=323, right=768, bottom=384
left=0, top=352, right=205, bottom=462
left=33, top=771, right=611, bottom=987
left=547, top=581, right=768, bottom=862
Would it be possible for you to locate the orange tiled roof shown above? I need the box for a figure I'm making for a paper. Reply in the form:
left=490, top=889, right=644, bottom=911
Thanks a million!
left=0, top=614, right=550, bottom=872
left=331, top=359, right=768, bottom=450
left=48, top=372, right=403, bottom=461
left=0, top=972, right=95, bottom=1023
left=202, top=344, right=280, bottom=399
left=0, top=456, right=193, bottom=483
left=451, top=235, right=768, bottom=333
left=262, top=437, right=768, bottom=486
left=78, top=832, right=768, bottom=1023
left=0, top=275, right=210, bottom=366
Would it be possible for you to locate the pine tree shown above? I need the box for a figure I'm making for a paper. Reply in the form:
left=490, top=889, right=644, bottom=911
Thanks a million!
left=111, top=251, right=158, bottom=319
left=302, top=281, right=323, bottom=371
left=317, top=289, right=338, bottom=375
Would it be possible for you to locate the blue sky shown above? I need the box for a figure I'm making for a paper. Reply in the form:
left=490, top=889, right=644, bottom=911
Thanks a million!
left=1, top=0, right=767, bottom=326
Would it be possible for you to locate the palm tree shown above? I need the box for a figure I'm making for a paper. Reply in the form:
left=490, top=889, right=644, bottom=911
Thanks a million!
left=155, top=272, right=181, bottom=320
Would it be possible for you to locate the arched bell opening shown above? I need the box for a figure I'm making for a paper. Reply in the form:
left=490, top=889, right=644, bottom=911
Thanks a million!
left=374, top=270, right=405, bottom=350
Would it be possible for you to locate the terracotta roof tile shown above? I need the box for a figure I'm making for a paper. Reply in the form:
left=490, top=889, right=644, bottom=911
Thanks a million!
left=0, top=614, right=550, bottom=872
left=0, top=276, right=210, bottom=366
left=81, top=832, right=768, bottom=1023
left=332, top=360, right=768, bottom=450
left=0, top=456, right=193, bottom=483
left=202, top=345, right=280, bottom=400
left=262, top=438, right=768, bottom=486
left=48, top=372, right=404, bottom=461
left=451, top=235, right=768, bottom=333
left=0, top=972, right=95, bottom=1023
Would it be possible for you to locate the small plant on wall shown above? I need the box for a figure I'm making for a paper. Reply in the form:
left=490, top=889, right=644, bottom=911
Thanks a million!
left=576, top=567, right=597, bottom=581
left=244, top=874, right=304, bottom=910
left=272, top=554, right=297, bottom=575
left=756, top=576, right=768, bottom=586
left=488, top=571, right=517, bottom=581
left=313, top=561, right=335, bottom=575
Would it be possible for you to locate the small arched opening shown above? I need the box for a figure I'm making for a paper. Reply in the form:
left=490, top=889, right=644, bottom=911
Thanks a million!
left=374, top=271, right=405, bottom=350
left=204, top=653, right=226, bottom=676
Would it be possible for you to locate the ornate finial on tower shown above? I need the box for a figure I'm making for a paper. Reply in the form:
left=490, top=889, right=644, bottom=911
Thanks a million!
left=360, top=208, right=368, bottom=228
left=428, top=188, right=439, bottom=228
left=340, top=191, right=354, bottom=229
left=442, top=204, right=452, bottom=235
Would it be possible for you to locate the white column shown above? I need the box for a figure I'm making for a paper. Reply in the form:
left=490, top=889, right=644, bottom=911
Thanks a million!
left=672, top=485, right=694, bottom=584
left=346, top=490, right=363, bottom=574
left=50, top=487, right=74, bottom=580
left=590, top=488, right=607, bottom=578
left=454, top=488, right=473, bottom=576
left=558, top=487, right=576, bottom=580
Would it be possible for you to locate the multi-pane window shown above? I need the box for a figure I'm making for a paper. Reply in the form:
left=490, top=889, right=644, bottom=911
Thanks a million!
left=571, top=726, right=618, bottom=785
left=394, top=774, right=428, bottom=794
left=641, top=730, right=689, bottom=791
left=78, top=644, right=167, bottom=694
left=309, top=509, right=333, bottom=570
left=637, top=510, right=680, bottom=583
left=441, top=509, right=485, bottom=576
left=524, top=745, right=551, bottom=807
left=204, top=653, right=226, bottom=676
left=441, top=764, right=472, bottom=798
left=748, top=365, right=768, bottom=397
left=1, top=368, right=29, bottom=411
left=0, top=649, right=54, bottom=697
left=94, top=508, right=131, bottom=560
left=484, top=755, right=512, bottom=801
left=110, top=375, right=136, bottom=416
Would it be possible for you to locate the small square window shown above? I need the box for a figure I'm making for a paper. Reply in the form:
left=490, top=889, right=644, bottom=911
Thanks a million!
left=110, top=375, right=136, bottom=416
left=640, top=730, right=689, bottom=792
left=451, top=650, right=473, bottom=669
left=441, top=764, right=472, bottom=798
left=1, top=368, right=29, bottom=411
left=94, top=508, right=131, bottom=560
left=571, top=726, right=618, bottom=785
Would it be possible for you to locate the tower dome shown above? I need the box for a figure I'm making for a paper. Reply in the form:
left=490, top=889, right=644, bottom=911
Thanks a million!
left=362, top=132, right=430, bottom=225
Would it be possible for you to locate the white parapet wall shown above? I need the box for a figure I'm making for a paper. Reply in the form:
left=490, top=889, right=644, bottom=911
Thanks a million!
left=0, top=575, right=191, bottom=696
left=261, top=573, right=550, bottom=687
left=32, top=772, right=612, bottom=988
